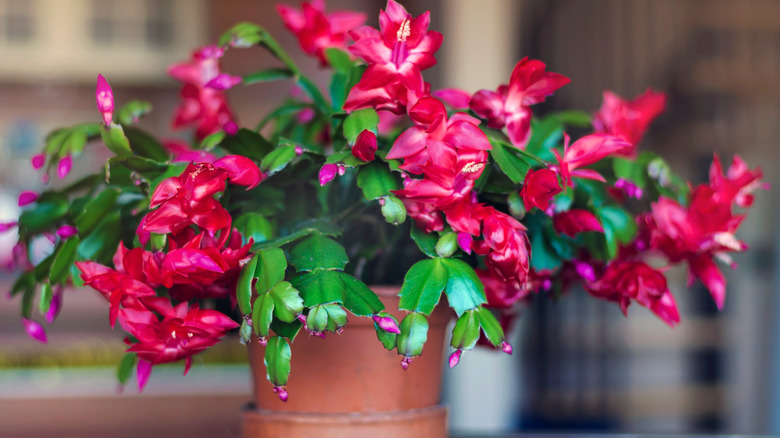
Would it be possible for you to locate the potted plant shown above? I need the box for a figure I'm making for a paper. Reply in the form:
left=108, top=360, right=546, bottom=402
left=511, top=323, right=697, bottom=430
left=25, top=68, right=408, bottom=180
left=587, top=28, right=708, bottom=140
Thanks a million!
left=2, top=1, right=765, bottom=437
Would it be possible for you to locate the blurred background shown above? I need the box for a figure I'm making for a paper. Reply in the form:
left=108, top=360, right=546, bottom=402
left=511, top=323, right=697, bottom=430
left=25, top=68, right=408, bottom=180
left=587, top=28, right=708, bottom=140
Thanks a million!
left=0, top=0, right=778, bottom=437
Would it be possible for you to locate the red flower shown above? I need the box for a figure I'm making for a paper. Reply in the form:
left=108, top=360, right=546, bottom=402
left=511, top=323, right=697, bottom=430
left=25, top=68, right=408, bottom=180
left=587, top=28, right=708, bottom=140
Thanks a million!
left=472, top=207, right=531, bottom=284
left=344, top=0, right=442, bottom=113
left=593, top=89, right=666, bottom=151
left=75, top=261, right=156, bottom=328
left=469, top=58, right=569, bottom=148
left=647, top=182, right=753, bottom=309
left=554, top=133, right=631, bottom=187
left=477, top=268, right=531, bottom=309
left=169, top=45, right=239, bottom=139
left=708, top=154, right=767, bottom=208
left=586, top=260, right=680, bottom=327
left=351, top=129, right=378, bottom=162
left=403, top=199, right=444, bottom=233
left=141, top=158, right=262, bottom=238
left=277, top=0, right=366, bottom=66
left=519, top=168, right=561, bottom=212
left=119, top=297, right=238, bottom=373
left=387, top=97, right=490, bottom=174
left=553, top=209, right=604, bottom=237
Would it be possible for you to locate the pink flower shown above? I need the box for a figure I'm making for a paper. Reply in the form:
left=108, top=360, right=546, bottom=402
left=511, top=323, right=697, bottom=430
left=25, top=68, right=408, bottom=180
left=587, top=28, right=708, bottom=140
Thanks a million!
left=472, top=207, right=531, bottom=284
left=593, top=89, right=666, bottom=151
left=469, top=58, right=570, bottom=148
left=352, top=129, right=378, bottom=162
left=553, top=209, right=604, bottom=237
left=164, top=139, right=218, bottom=164
left=0, top=221, right=17, bottom=233
left=95, top=74, right=115, bottom=126
left=169, top=45, right=237, bottom=140
left=344, top=0, right=442, bottom=113
left=519, top=168, right=561, bottom=212
left=119, top=298, right=238, bottom=372
left=75, top=261, right=157, bottom=328
left=45, top=286, right=63, bottom=324
left=387, top=97, right=490, bottom=175
left=404, top=199, right=444, bottom=233
left=277, top=0, right=366, bottom=66
left=477, top=268, right=531, bottom=309
left=586, top=260, right=679, bottom=327
left=554, top=133, right=631, bottom=187
left=204, top=73, right=243, bottom=91
left=57, top=155, right=73, bottom=180
left=17, top=191, right=38, bottom=206
left=709, top=154, right=767, bottom=208
left=432, top=88, right=470, bottom=109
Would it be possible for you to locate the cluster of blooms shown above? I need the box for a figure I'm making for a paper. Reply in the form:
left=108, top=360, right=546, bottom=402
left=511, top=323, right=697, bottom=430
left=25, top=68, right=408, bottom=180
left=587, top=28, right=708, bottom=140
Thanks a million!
left=75, top=152, right=264, bottom=386
left=288, top=0, right=764, bottom=332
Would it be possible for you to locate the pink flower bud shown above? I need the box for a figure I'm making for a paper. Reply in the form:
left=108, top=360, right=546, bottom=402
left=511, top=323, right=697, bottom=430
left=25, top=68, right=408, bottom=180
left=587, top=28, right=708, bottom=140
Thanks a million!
left=337, top=165, right=346, bottom=176
left=319, top=164, right=338, bottom=186
left=500, top=341, right=513, bottom=355
left=45, top=287, right=63, bottom=324
left=294, top=146, right=303, bottom=155
left=257, top=336, right=268, bottom=346
left=22, top=318, right=47, bottom=343
left=0, top=221, right=18, bottom=233
left=400, top=356, right=413, bottom=371
left=95, top=74, right=114, bottom=126
left=457, top=232, right=473, bottom=254
left=372, top=315, right=400, bottom=334
left=17, top=191, right=38, bottom=206
left=137, top=359, right=152, bottom=392
left=57, top=155, right=72, bottom=180
left=351, top=130, right=378, bottom=162
left=448, top=349, right=462, bottom=368
left=205, top=73, right=242, bottom=91
left=574, top=261, right=596, bottom=282
left=223, top=121, right=239, bottom=136
left=378, top=197, right=386, bottom=206
left=31, top=154, right=45, bottom=170
left=276, top=387, right=289, bottom=402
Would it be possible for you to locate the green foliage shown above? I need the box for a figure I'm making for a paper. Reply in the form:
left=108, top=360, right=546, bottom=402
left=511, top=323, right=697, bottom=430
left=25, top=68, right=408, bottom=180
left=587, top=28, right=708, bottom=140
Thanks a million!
left=441, top=258, right=487, bottom=316
left=343, top=109, right=379, bottom=144
left=264, top=336, right=292, bottom=387
left=289, top=233, right=348, bottom=271
left=398, top=259, right=446, bottom=315
left=397, top=313, right=429, bottom=357
left=356, top=161, right=401, bottom=200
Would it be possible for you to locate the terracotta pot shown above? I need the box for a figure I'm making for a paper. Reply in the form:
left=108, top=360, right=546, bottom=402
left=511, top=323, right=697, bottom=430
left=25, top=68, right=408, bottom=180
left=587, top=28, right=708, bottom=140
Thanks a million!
left=244, top=286, right=451, bottom=438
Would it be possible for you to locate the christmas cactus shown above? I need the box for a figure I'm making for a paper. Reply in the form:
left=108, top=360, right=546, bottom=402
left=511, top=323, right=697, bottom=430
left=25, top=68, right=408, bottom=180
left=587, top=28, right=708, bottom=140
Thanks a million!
left=2, top=0, right=765, bottom=400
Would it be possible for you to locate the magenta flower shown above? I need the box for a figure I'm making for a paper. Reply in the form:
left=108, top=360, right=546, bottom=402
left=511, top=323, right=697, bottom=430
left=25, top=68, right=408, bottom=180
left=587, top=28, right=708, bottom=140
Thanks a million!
left=119, top=298, right=238, bottom=375
left=586, top=260, right=679, bottom=327
left=344, top=0, right=442, bottom=113
left=471, top=207, right=531, bottom=284
left=95, top=74, right=114, bottom=125
left=469, top=58, right=570, bottom=148
left=372, top=315, right=400, bottom=334
left=448, top=349, right=462, bottom=368
left=553, top=209, right=604, bottom=237
left=45, top=286, right=63, bottom=324
left=593, top=89, right=666, bottom=151
left=55, top=225, right=78, bottom=239
left=554, top=133, right=631, bottom=187
left=277, top=0, right=366, bottom=66
left=168, top=45, right=237, bottom=140
left=709, top=154, right=768, bottom=208
left=75, top=261, right=157, bottom=327
left=519, top=168, right=561, bottom=213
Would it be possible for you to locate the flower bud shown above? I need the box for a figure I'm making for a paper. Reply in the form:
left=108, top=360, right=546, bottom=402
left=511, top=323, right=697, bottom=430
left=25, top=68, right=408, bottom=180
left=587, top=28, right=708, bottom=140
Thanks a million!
left=57, top=155, right=72, bottom=180
left=22, top=318, right=47, bottom=343
left=95, top=74, right=114, bottom=126
left=457, top=232, right=473, bottom=254
left=319, top=164, right=338, bottom=186
left=351, top=129, right=378, bottom=162
left=45, top=287, right=63, bottom=324
left=448, top=349, right=462, bottom=368
left=372, top=315, right=400, bottom=334
left=380, top=195, right=407, bottom=225
left=337, top=165, right=346, bottom=176
left=435, top=232, right=458, bottom=257
left=31, top=154, right=45, bottom=170
left=223, top=121, right=239, bottom=136
left=574, top=261, right=596, bottom=282
left=0, top=222, right=17, bottom=233
left=500, top=341, right=513, bottom=355
left=17, top=191, right=38, bottom=206
left=274, top=386, right=289, bottom=402
left=400, top=356, right=413, bottom=371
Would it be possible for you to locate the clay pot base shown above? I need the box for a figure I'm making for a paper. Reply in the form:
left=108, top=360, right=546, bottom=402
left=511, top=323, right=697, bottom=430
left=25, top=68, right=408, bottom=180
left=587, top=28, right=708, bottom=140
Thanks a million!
left=243, top=404, right=448, bottom=438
